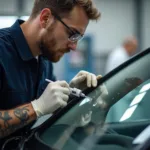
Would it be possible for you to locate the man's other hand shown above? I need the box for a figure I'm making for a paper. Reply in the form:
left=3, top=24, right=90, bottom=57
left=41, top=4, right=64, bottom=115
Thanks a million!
left=69, top=70, right=102, bottom=90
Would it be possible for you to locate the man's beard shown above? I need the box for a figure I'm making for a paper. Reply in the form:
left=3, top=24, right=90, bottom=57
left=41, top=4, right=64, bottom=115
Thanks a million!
left=39, top=36, right=70, bottom=62
left=39, top=36, right=58, bottom=62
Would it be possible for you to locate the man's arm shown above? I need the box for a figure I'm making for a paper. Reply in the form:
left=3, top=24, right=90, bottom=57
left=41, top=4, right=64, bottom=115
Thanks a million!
left=0, top=81, right=71, bottom=139
left=0, top=103, right=36, bottom=138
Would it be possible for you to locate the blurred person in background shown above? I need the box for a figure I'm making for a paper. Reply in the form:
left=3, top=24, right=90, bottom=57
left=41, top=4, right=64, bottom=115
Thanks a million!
left=105, top=36, right=138, bottom=73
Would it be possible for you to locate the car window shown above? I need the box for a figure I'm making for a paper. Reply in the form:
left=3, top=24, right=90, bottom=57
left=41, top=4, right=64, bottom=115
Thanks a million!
left=38, top=50, right=150, bottom=150
left=106, top=79, right=150, bottom=122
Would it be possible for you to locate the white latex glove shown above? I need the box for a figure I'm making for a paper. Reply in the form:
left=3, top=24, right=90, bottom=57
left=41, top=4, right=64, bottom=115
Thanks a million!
left=69, top=70, right=102, bottom=90
left=31, top=81, right=70, bottom=118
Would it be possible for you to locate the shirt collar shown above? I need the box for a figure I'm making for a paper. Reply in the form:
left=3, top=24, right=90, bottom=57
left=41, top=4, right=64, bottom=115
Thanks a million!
left=10, top=19, right=34, bottom=61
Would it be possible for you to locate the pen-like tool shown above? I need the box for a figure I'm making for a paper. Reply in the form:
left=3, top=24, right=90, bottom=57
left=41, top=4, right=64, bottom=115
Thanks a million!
left=45, top=79, right=86, bottom=98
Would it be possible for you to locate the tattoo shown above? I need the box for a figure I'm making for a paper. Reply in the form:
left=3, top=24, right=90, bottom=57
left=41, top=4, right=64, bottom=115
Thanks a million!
left=0, top=112, right=13, bottom=137
left=14, top=106, right=29, bottom=125
left=0, top=106, right=30, bottom=138
left=0, top=112, right=12, bottom=128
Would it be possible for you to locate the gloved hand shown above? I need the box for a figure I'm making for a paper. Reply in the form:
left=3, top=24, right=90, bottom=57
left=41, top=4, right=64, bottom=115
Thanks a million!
left=69, top=70, right=102, bottom=90
left=31, top=81, right=70, bottom=118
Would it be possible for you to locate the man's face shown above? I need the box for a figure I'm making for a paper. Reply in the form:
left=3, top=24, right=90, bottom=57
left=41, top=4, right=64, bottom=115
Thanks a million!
left=38, top=6, right=89, bottom=62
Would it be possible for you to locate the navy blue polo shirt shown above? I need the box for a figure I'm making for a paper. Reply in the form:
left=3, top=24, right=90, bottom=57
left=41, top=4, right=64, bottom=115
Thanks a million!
left=0, top=19, right=56, bottom=110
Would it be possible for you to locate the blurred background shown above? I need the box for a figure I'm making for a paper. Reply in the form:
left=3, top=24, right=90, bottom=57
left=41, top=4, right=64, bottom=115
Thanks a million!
left=0, top=0, right=149, bottom=81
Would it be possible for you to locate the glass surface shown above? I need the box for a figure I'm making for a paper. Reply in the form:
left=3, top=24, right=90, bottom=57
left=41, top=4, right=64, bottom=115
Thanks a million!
left=39, top=52, right=150, bottom=150
left=106, top=80, right=150, bottom=122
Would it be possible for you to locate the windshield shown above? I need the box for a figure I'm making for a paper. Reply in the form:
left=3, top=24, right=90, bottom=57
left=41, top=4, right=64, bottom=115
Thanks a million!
left=38, top=50, right=150, bottom=150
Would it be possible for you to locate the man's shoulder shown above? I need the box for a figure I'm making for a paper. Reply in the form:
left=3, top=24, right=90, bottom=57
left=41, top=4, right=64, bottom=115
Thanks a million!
left=0, top=27, right=12, bottom=37
left=0, top=27, right=14, bottom=45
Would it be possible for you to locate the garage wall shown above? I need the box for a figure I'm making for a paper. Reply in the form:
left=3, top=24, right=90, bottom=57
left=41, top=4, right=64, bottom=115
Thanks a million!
left=86, top=0, right=136, bottom=53
left=0, top=0, right=17, bottom=15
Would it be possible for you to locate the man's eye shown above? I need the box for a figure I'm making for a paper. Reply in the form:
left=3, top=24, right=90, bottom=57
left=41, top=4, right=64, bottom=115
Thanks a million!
left=69, top=32, right=74, bottom=37
left=65, top=28, right=72, bottom=36
left=67, top=31, right=74, bottom=38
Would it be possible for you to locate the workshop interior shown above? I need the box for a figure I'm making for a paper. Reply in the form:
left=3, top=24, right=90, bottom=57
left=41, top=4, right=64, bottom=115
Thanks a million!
left=0, top=0, right=150, bottom=150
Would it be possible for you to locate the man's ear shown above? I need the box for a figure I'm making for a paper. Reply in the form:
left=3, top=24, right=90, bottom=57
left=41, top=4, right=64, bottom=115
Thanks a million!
left=40, top=8, right=54, bottom=28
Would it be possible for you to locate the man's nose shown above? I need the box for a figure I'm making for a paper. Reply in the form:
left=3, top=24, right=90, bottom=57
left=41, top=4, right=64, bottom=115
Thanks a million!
left=68, top=41, right=78, bottom=51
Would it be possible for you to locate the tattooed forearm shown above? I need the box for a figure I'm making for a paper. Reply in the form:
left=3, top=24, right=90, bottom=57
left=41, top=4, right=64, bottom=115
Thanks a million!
left=14, top=106, right=29, bottom=125
left=0, top=112, right=13, bottom=137
left=0, top=104, right=36, bottom=138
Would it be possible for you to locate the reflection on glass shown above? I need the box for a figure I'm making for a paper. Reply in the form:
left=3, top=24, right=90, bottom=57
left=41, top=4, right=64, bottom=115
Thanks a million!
left=40, top=84, right=109, bottom=150
left=120, top=105, right=138, bottom=122
left=130, top=92, right=146, bottom=106
left=140, top=83, right=150, bottom=93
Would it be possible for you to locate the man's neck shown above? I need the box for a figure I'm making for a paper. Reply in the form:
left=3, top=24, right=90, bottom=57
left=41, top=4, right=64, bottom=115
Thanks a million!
left=20, top=20, right=41, bottom=57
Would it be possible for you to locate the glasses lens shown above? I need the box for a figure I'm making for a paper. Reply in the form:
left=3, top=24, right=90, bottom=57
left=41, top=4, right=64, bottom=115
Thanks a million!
left=69, top=34, right=82, bottom=42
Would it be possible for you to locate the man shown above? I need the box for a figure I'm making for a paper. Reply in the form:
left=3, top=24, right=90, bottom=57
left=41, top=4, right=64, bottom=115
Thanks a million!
left=0, top=0, right=101, bottom=142
left=105, top=36, right=138, bottom=73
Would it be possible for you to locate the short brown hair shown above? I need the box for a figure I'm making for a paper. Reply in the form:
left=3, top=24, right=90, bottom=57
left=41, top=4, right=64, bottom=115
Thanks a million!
left=30, top=0, right=101, bottom=20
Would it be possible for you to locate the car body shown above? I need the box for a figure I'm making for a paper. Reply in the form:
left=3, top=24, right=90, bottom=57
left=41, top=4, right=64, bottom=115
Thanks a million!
left=2, top=48, right=150, bottom=150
